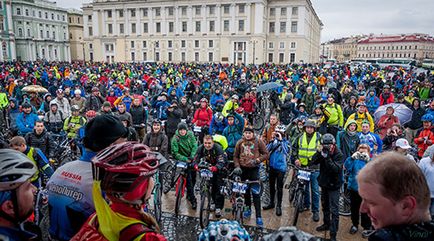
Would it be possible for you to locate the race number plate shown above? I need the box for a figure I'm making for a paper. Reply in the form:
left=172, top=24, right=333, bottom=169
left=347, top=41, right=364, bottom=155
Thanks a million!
left=193, top=126, right=202, bottom=132
left=232, top=182, right=248, bottom=194
left=298, top=170, right=311, bottom=181
left=200, top=169, right=213, bottom=178
left=176, top=162, right=188, bottom=169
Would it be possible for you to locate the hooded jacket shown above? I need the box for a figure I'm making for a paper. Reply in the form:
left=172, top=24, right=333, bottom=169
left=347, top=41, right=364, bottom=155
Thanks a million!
left=25, top=129, right=56, bottom=158
left=267, top=138, right=290, bottom=172
left=365, top=90, right=380, bottom=113
left=222, top=113, right=244, bottom=154
left=192, top=106, right=213, bottom=127
left=209, top=114, right=228, bottom=135
left=336, top=120, right=360, bottom=161
left=234, top=136, right=269, bottom=168
left=16, top=111, right=39, bottom=135
left=404, top=100, right=424, bottom=130
left=166, top=107, right=183, bottom=135
left=310, top=148, right=344, bottom=190
left=171, top=130, right=198, bottom=162
left=345, top=111, right=375, bottom=133
left=143, top=130, right=168, bottom=158
left=344, top=151, right=370, bottom=191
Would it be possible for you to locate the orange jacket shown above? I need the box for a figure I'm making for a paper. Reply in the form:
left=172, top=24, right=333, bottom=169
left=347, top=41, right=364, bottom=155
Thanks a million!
left=414, top=128, right=434, bottom=157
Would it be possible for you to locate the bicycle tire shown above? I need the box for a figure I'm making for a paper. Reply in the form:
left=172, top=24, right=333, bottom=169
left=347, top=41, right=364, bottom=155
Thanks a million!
left=339, top=186, right=351, bottom=216
left=253, top=115, right=265, bottom=132
left=153, top=179, right=162, bottom=224
left=287, top=175, right=297, bottom=203
left=175, top=177, right=184, bottom=217
left=199, top=189, right=211, bottom=229
left=235, top=206, right=243, bottom=225
left=291, top=189, right=304, bottom=226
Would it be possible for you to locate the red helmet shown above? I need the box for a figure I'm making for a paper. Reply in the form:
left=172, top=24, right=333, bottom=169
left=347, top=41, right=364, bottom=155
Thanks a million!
left=92, top=142, right=159, bottom=205
left=85, top=110, right=97, bottom=119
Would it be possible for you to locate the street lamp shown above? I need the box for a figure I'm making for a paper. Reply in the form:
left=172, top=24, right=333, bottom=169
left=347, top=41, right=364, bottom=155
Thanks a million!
left=250, top=40, right=257, bottom=65
left=82, top=42, right=85, bottom=62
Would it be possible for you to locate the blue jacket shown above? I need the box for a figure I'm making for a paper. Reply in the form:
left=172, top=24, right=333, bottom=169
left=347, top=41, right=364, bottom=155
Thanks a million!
left=153, top=101, right=171, bottom=120
left=358, top=131, right=383, bottom=154
left=222, top=113, right=244, bottom=154
left=267, top=138, right=290, bottom=172
left=209, top=115, right=228, bottom=135
left=168, top=86, right=185, bottom=98
left=366, top=91, right=380, bottom=114
left=0, top=227, right=36, bottom=241
left=344, top=152, right=370, bottom=191
left=210, top=93, right=225, bottom=108
left=16, top=112, right=39, bottom=135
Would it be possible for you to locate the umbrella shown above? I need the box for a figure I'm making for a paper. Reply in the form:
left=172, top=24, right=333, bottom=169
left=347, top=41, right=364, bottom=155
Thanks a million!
left=256, top=82, right=283, bottom=92
left=22, top=85, right=48, bottom=93
left=373, top=103, right=413, bottom=125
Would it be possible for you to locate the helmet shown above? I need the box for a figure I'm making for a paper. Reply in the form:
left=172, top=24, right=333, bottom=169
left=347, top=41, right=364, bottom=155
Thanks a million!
left=304, top=120, right=316, bottom=128
left=71, top=105, right=80, bottom=112
left=356, top=102, right=367, bottom=107
left=327, top=94, right=335, bottom=99
left=215, top=112, right=224, bottom=122
left=297, top=103, right=306, bottom=109
left=56, top=89, right=63, bottom=94
left=92, top=142, right=159, bottom=205
left=262, top=226, right=320, bottom=241
left=200, top=98, right=208, bottom=103
left=321, top=133, right=336, bottom=145
left=152, top=119, right=162, bottom=125
left=85, top=110, right=97, bottom=119
left=232, top=94, right=239, bottom=100
left=74, top=89, right=82, bottom=95
left=275, top=124, right=286, bottom=133
left=421, top=114, right=434, bottom=122
left=92, top=86, right=99, bottom=92
left=383, top=84, right=390, bottom=89
left=198, top=219, right=251, bottom=241
left=0, top=149, right=37, bottom=191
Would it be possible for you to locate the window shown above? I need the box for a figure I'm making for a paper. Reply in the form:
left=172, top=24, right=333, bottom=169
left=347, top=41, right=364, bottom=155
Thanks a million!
left=39, top=11, right=42, bottom=18
left=142, top=8, right=147, bottom=17
left=78, top=18, right=80, bottom=24
left=46, top=30, right=49, bottom=38
left=181, top=40, right=186, bottom=48
left=143, top=41, right=147, bottom=48
left=107, top=10, right=112, bottom=18
left=195, top=40, right=199, bottom=48
left=281, top=7, right=287, bottom=16
left=119, top=9, right=124, bottom=18
left=195, top=21, right=201, bottom=32
left=131, top=52, right=135, bottom=61
left=290, top=53, right=295, bottom=63
left=17, top=8, right=21, bottom=15
left=270, top=8, right=275, bottom=16
left=89, top=43, right=93, bottom=49
left=168, top=52, right=173, bottom=61
left=131, top=41, right=135, bottom=48
left=89, top=27, right=93, bottom=36
left=209, top=52, right=213, bottom=62
left=224, top=20, right=230, bottom=32
left=181, top=7, right=187, bottom=16
left=155, top=8, right=161, bottom=16
left=168, top=7, right=174, bottom=16
left=291, top=42, right=296, bottom=48
left=291, top=21, right=297, bottom=33
left=63, top=32, right=66, bottom=40
left=280, top=42, right=285, bottom=49
left=131, top=23, right=136, bottom=34
left=195, top=52, right=199, bottom=62
left=182, top=22, right=187, bottom=32
left=269, top=42, right=274, bottom=49
left=280, top=22, right=286, bottom=33
left=181, top=52, right=186, bottom=62
left=279, top=53, right=284, bottom=63
left=168, top=40, right=172, bottom=48
left=269, top=22, right=275, bottom=33
left=238, top=20, right=244, bottom=31
left=18, top=28, right=23, bottom=37
left=51, top=13, right=54, bottom=20
left=62, top=15, right=65, bottom=21
left=143, top=23, right=148, bottom=33
left=195, top=6, right=201, bottom=15
left=209, top=21, right=215, bottom=32
left=223, top=5, right=230, bottom=14
left=88, top=15, right=92, bottom=21
left=156, top=22, right=161, bottom=33
left=143, top=52, right=147, bottom=60
left=239, top=4, right=245, bottom=14
left=52, top=31, right=55, bottom=39
left=155, top=41, right=159, bottom=48
left=25, top=9, right=29, bottom=16
left=169, top=22, right=174, bottom=33
left=27, top=28, right=30, bottom=37
left=209, top=6, right=215, bottom=15
left=131, top=9, right=136, bottom=17
left=209, top=40, right=213, bottom=48
left=156, top=52, right=160, bottom=61
left=40, top=29, right=43, bottom=38
left=292, top=7, right=298, bottom=15
left=108, top=24, right=113, bottom=34
left=119, top=24, right=124, bottom=34
left=268, top=53, right=273, bottom=62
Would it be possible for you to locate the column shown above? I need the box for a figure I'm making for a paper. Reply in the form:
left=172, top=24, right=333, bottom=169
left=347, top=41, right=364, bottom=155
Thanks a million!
left=230, top=3, right=236, bottom=34
left=254, top=3, right=264, bottom=34
left=286, top=6, right=291, bottom=36
left=83, top=13, right=89, bottom=37
left=93, top=11, right=99, bottom=36
left=161, top=7, right=166, bottom=35
left=275, top=7, right=280, bottom=37
left=246, top=3, right=251, bottom=33
left=149, top=7, right=154, bottom=35
left=216, top=4, right=221, bottom=34
left=113, top=9, right=117, bottom=35
left=175, top=6, right=179, bottom=35
left=298, top=6, right=305, bottom=35
left=188, top=6, right=193, bottom=34
left=201, top=5, right=206, bottom=34
left=124, top=7, right=129, bottom=35
left=136, top=8, right=141, bottom=35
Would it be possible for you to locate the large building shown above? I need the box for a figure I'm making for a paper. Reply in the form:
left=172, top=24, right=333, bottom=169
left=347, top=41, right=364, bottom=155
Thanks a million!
left=0, top=0, right=16, bottom=61
left=321, top=35, right=365, bottom=62
left=82, top=0, right=323, bottom=64
left=357, top=33, right=434, bottom=61
left=68, top=8, right=84, bottom=61
left=12, top=0, right=70, bottom=61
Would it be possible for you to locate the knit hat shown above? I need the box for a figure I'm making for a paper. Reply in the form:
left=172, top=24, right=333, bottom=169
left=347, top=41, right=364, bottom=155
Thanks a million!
left=177, top=122, right=188, bottom=131
left=102, top=101, right=112, bottom=108
left=83, top=115, right=128, bottom=152
left=244, top=125, right=254, bottom=133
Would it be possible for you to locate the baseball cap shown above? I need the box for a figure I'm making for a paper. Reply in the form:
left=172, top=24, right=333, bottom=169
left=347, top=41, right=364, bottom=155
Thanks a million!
left=395, top=138, right=411, bottom=149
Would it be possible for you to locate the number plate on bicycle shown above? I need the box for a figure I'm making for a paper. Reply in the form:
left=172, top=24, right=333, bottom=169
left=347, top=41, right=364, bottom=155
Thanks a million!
left=232, top=182, right=248, bottom=194
left=200, top=169, right=213, bottom=178
left=297, top=170, right=311, bottom=181
left=176, top=162, right=188, bottom=169
left=193, top=126, right=202, bottom=132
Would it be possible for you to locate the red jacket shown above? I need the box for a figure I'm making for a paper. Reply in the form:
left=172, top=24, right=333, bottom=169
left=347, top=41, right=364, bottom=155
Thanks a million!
left=377, top=115, right=400, bottom=139
left=414, top=128, right=434, bottom=157
left=240, top=97, right=256, bottom=113
left=379, top=92, right=395, bottom=105
left=193, top=107, right=213, bottom=127
left=106, top=96, right=117, bottom=107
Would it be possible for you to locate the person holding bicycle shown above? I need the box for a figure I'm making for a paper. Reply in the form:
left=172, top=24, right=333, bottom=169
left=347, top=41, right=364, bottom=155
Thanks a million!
left=194, top=135, right=226, bottom=218
left=233, top=126, right=269, bottom=227
left=310, top=134, right=344, bottom=241
left=192, top=98, right=213, bottom=142
left=171, top=122, right=198, bottom=209
left=223, top=112, right=245, bottom=161
left=0, top=149, right=38, bottom=241
left=143, top=119, right=169, bottom=159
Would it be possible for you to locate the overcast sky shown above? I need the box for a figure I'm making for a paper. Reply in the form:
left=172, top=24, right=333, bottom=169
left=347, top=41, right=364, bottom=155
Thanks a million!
left=57, top=0, right=434, bottom=42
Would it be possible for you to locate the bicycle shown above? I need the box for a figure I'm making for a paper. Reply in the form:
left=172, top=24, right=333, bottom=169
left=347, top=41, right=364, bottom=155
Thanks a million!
left=221, top=174, right=262, bottom=225
left=339, top=171, right=351, bottom=216
left=286, top=164, right=316, bottom=226
left=171, top=161, right=189, bottom=217
left=150, top=152, right=169, bottom=224
left=193, top=125, right=202, bottom=142
left=197, top=161, right=213, bottom=229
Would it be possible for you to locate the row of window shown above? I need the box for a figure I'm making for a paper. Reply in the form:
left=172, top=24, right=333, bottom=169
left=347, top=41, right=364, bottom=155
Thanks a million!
left=15, top=7, right=66, bottom=22
left=358, top=53, right=417, bottom=58
left=359, top=45, right=418, bottom=51
left=269, top=21, right=298, bottom=33
left=103, top=4, right=248, bottom=19
left=128, top=39, right=215, bottom=49
left=16, top=27, right=67, bottom=40
left=269, top=7, right=298, bottom=16
left=268, top=52, right=297, bottom=63
left=269, top=41, right=297, bottom=49
left=129, top=51, right=215, bottom=62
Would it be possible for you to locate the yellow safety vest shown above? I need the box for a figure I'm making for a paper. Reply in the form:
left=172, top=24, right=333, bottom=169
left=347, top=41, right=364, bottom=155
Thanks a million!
left=298, top=133, right=319, bottom=166
left=26, top=147, right=39, bottom=182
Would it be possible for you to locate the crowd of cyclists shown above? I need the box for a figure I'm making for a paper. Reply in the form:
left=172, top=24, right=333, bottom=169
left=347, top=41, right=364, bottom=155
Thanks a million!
left=0, top=60, right=433, bottom=241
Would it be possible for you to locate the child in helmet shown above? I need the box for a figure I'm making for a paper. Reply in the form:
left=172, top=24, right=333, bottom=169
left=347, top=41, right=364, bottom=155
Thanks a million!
left=414, top=114, right=434, bottom=158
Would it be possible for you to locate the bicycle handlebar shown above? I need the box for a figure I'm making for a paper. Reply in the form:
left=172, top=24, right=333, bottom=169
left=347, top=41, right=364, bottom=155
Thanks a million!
left=288, top=164, right=317, bottom=173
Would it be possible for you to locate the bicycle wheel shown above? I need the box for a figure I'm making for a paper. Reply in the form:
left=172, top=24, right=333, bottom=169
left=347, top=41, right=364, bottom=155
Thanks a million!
left=163, top=164, right=175, bottom=194
left=339, top=185, right=351, bottom=216
left=235, top=206, right=243, bottom=225
left=175, top=177, right=184, bottom=217
left=287, top=174, right=297, bottom=203
left=199, top=190, right=211, bottom=229
left=153, top=180, right=162, bottom=224
left=291, top=189, right=304, bottom=226
left=253, top=115, right=265, bottom=132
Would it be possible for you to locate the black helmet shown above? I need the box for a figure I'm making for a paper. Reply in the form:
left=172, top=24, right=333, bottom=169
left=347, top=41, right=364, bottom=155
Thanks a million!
left=321, top=134, right=336, bottom=145
left=303, top=120, right=316, bottom=128
left=152, top=119, right=162, bottom=125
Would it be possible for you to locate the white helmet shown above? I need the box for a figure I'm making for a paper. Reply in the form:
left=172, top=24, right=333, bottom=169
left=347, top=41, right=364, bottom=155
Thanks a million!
left=74, top=89, right=82, bottom=95
left=0, top=149, right=37, bottom=191
left=275, top=124, right=286, bottom=133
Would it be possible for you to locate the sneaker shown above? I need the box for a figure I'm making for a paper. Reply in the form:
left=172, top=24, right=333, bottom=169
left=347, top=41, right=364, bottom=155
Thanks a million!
left=349, top=225, right=358, bottom=234
left=362, top=229, right=375, bottom=238
left=190, top=200, right=197, bottom=210
left=330, top=234, right=337, bottom=241
left=256, top=217, right=264, bottom=227
left=215, top=208, right=222, bottom=218
left=315, top=224, right=329, bottom=232
left=276, top=206, right=282, bottom=216
left=312, top=212, right=320, bottom=222
left=210, top=203, right=216, bottom=212
left=300, top=206, right=310, bottom=213
left=263, top=203, right=275, bottom=210
left=243, top=208, right=251, bottom=219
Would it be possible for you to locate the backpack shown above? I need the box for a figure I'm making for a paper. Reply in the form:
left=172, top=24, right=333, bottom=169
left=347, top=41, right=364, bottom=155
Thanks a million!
left=47, top=110, right=64, bottom=122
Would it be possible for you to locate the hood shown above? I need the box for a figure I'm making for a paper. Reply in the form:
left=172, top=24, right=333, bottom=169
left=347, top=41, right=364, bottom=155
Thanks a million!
left=174, top=129, right=194, bottom=139
left=367, top=88, right=376, bottom=97
left=345, top=119, right=357, bottom=130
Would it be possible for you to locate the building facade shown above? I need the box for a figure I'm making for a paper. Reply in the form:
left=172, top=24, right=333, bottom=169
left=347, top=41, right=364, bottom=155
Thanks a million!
left=12, top=0, right=70, bottom=61
left=321, top=36, right=364, bottom=62
left=82, top=0, right=322, bottom=64
left=68, top=8, right=83, bottom=61
left=357, top=33, right=434, bottom=61
left=0, top=0, right=16, bottom=61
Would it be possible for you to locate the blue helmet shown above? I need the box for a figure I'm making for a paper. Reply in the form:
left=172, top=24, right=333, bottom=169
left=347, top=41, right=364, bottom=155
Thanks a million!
left=421, top=114, right=434, bottom=122
left=199, top=219, right=251, bottom=241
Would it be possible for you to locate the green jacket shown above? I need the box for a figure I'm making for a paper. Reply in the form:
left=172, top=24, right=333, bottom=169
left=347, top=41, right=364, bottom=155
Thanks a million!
left=171, top=130, right=198, bottom=162
left=0, top=93, right=8, bottom=109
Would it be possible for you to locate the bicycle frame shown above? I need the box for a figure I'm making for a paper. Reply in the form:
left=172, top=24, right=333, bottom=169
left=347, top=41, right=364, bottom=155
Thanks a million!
left=174, top=162, right=188, bottom=197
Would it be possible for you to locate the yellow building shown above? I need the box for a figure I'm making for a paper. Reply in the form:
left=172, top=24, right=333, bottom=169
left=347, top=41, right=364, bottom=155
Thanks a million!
left=68, top=9, right=84, bottom=61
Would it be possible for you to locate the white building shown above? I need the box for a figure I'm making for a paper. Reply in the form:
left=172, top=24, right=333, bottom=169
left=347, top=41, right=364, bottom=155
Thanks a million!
left=12, top=0, right=70, bottom=61
left=68, top=8, right=84, bottom=61
left=82, top=0, right=322, bottom=64
left=0, top=0, right=16, bottom=61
